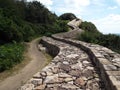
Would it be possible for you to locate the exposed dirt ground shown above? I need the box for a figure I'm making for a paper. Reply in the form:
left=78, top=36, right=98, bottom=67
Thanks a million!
left=0, top=38, right=48, bottom=90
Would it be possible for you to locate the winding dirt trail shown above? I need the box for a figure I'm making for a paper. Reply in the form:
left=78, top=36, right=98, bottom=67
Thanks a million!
left=0, top=38, right=47, bottom=90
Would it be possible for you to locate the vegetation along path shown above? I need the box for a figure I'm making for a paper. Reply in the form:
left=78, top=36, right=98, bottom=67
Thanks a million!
left=0, top=38, right=48, bottom=90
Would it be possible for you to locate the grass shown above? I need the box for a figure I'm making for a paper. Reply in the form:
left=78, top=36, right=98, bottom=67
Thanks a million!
left=0, top=36, right=55, bottom=84
left=0, top=43, right=31, bottom=82
left=39, top=47, right=53, bottom=66
left=0, top=38, right=53, bottom=82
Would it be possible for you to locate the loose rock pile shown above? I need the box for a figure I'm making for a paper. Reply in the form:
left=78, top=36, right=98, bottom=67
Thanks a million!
left=20, top=37, right=104, bottom=90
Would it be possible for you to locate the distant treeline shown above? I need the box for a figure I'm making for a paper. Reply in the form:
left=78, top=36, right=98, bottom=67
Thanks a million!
left=0, top=0, right=69, bottom=43
left=78, top=21, right=120, bottom=54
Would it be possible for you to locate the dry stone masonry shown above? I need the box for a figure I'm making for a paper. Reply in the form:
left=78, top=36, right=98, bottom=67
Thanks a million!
left=20, top=19, right=120, bottom=90
left=51, top=35, right=120, bottom=90
left=20, top=37, right=104, bottom=90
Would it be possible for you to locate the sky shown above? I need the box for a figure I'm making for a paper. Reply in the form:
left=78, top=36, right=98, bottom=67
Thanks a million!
left=27, top=0, right=120, bottom=34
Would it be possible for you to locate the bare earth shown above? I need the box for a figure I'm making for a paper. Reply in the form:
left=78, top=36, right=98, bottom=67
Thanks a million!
left=0, top=38, right=47, bottom=90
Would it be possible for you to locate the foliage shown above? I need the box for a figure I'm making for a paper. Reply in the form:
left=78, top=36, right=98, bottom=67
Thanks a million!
left=0, top=0, right=68, bottom=43
left=78, top=22, right=120, bottom=54
left=0, top=0, right=69, bottom=72
left=59, top=13, right=76, bottom=20
left=0, top=43, right=24, bottom=72
left=78, top=31, right=102, bottom=43
left=0, top=15, right=23, bottom=42
left=25, top=1, right=57, bottom=24
left=79, top=21, right=100, bottom=33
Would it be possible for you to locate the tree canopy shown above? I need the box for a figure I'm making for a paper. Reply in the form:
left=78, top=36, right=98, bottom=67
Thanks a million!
left=59, top=13, right=77, bottom=20
left=0, top=0, right=69, bottom=72
left=79, top=21, right=100, bottom=33
left=0, top=0, right=68, bottom=43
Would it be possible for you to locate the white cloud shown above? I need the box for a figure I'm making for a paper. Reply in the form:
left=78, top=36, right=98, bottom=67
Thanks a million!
left=91, top=0, right=104, bottom=6
left=27, top=0, right=53, bottom=10
left=116, top=0, right=120, bottom=5
left=54, top=0, right=91, bottom=17
left=65, top=0, right=90, bottom=7
left=108, top=6, right=118, bottom=10
left=92, top=14, right=120, bottom=34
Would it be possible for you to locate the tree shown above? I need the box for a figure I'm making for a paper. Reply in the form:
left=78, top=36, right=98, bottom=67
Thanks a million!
left=59, top=13, right=76, bottom=20
left=25, top=1, right=56, bottom=24
left=79, top=21, right=100, bottom=33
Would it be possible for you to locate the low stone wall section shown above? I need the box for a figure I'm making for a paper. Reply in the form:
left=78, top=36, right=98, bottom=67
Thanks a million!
left=40, top=36, right=60, bottom=57
left=53, top=29, right=83, bottom=39
left=20, top=36, right=103, bottom=90
left=52, top=34, right=120, bottom=90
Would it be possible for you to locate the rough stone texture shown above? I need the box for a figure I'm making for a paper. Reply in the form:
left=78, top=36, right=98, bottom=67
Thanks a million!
left=54, top=29, right=83, bottom=39
left=54, top=19, right=83, bottom=39
left=51, top=35, right=120, bottom=90
left=67, top=19, right=82, bottom=27
left=19, top=19, right=120, bottom=90
left=20, top=37, right=102, bottom=90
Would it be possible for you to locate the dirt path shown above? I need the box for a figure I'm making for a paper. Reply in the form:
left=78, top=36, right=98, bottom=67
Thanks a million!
left=0, top=38, right=47, bottom=90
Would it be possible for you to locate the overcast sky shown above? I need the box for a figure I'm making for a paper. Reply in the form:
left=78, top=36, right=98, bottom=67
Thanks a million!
left=28, top=0, right=120, bottom=34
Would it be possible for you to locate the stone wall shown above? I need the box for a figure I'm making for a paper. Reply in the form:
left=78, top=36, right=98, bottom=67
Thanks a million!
left=52, top=29, right=83, bottom=39
left=20, top=19, right=120, bottom=90
left=52, top=34, right=120, bottom=90
left=20, top=35, right=120, bottom=90
left=20, top=36, right=104, bottom=90
left=40, top=36, right=60, bottom=57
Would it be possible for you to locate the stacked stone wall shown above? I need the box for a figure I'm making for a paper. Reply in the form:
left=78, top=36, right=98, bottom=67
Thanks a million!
left=20, top=19, right=120, bottom=90
left=40, top=37, right=60, bottom=57
left=20, top=36, right=104, bottom=90
left=20, top=35, right=120, bottom=90
left=52, top=34, right=120, bottom=90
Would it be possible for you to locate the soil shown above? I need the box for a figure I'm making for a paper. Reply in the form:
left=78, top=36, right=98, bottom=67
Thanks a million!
left=0, top=38, right=48, bottom=90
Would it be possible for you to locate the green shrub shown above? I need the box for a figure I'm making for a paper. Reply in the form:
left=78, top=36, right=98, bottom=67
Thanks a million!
left=0, top=15, right=23, bottom=42
left=79, top=21, right=99, bottom=33
left=57, top=20, right=69, bottom=32
left=22, top=24, right=35, bottom=42
left=78, top=21, right=120, bottom=53
left=0, top=0, right=70, bottom=72
left=59, top=13, right=76, bottom=20
left=78, top=31, right=101, bottom=43
left=0, top=43, right=24, bottom=72
left=78, top=31, right=120, bottom=54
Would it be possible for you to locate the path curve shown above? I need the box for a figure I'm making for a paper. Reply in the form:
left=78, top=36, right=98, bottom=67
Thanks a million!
left=0, top=38, right=47, bottom=90
left=20, top=37, right=103, bottom=90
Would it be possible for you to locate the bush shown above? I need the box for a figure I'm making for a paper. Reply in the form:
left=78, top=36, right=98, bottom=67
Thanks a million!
left=0, top=43, right=24, bottom=72
left=79, top=21, right=99, bottom=33
left=57, top=20, right=69, bottom=32
left=78, top=31, right=120, bottom=54
left=78, top=21, right=120, bottom=53
left=22, top=24, right=35, bottom=42
left=78, top=31, right=101, bottom=43
left=59, top=13, right=76, bottom=20
left=0, top=15, right=23, bottom=42
left=0, top=0, right=70, bottom=72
